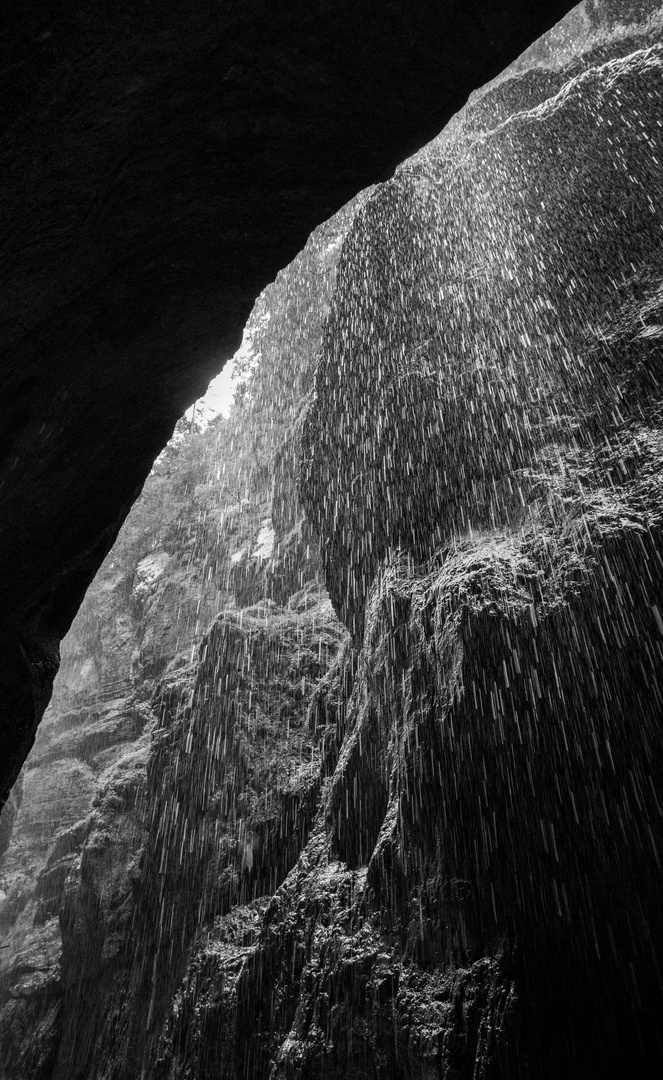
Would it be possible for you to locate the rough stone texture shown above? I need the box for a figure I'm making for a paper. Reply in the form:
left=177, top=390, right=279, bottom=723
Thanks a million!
left=156, top=17, right=663, bottom=1080
left=251, top=458, right=663, bottom=1078
left=0, top=204, right=353, bottom=1076
left=0, top=674, right=153, bottom=1079
left=0, top=510, right=347, bottom=1080
left=288, top=24, right=663, bottom=1080
left=155, top=433, right=663, bottom=1078
left=0, top=782, right=23, bottom=869
left=0, top=0, right=577, bottom=813
left=0, top=919, right=61, bottom=1080
left=41, top=594, right=346, bottom=1080
left=303, top=28, right=663, bottom=636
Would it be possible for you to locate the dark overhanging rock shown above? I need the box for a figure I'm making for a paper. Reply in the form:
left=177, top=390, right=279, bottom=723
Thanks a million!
left=0, top=1, right=577, bottom=813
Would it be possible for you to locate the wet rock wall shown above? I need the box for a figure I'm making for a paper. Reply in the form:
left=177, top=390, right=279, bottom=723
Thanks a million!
left=4, top=8, right=663, bottom=1079
left=290, top=28, right=663, bottom=1080
left=159, top=21, right=663, bottom=1080
left=303, top=34, right=663, bottom=637
left=0, top=201, right=356, bottom=1078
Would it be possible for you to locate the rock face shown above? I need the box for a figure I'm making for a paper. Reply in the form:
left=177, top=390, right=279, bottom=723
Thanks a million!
left=0, top=0, right=577, bottom=815
left=171, top=14, right=663, bottom=1080
left=0, top=204, right=354, bottom=1078
left=289, top=17, right=663, bottom=1080
left=3, top=6, right=663, bottom=1079
left=303, top=25, right=663, bottom=637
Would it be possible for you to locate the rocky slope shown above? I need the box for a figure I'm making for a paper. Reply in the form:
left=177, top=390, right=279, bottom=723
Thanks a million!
left=2, top=5, right=663, bottom=1079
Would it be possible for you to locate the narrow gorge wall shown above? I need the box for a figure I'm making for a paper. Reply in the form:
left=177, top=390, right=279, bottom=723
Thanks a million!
left=2, top=4, right=663, bottom=1078
left=0, top=202, right=358, bottom=1079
